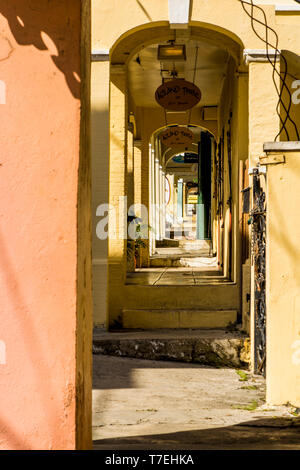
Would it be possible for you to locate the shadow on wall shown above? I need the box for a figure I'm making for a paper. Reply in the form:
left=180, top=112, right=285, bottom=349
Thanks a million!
left=0, top=226, right=62, bottom=450
left=0, top=0, right=85, bottom=449
left=135, top=0, right=153, bottom=22
left=0, top=0, right=81, bottom=98
left=91, top=108, right=109, bottom=327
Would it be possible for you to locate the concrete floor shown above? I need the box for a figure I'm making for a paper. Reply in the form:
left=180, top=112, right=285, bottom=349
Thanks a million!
left=129, top=239, right=219, bottom=282
left=152, top=247, right=213, bottom=258
left=126, top=268, right=231, bottom=286
left=93, top=355, right=300, bottom=450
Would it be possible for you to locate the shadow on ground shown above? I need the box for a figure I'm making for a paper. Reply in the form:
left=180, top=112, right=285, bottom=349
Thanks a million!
left=92, top=352, right=232, bottom=390
left=93, top=355, right=299, bottom=450
left=94, top=417, right=300, bottom=450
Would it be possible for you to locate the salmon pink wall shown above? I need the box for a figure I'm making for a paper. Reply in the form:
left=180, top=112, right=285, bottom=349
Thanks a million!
left=0, top=1, right=84, bottom=449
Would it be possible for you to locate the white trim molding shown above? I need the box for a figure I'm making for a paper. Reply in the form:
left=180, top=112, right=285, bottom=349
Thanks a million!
left=91, top=49, right=109, bottom=62
left=276, top=5, right=300, bottom=12
left=263, top=141, right=300, bottom=152
left=243, top=49, right=280, bottom=65
left=168, top=0, right=191, bottom=29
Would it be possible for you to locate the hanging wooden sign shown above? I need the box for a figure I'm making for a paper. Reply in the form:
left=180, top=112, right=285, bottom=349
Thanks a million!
left=186, top=181, right=198, bottom=188
left=160, top=127, right=193, bottom=147
left=155, top=79, right=201, bottom=111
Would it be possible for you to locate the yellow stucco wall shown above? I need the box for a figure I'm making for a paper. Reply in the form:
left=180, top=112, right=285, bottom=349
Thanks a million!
left=91, top=61, right=109, bottom=328
left=92, top=0, right=169, bottom=51
left=248, top=62, right=280, bottom=165
left=280, top=53, right=300, bottom=142
left=91, top=1, right=300, bottom=343
left=264, top=150, right=300, bottom=407
left=92, top=1, right=300, bottom=54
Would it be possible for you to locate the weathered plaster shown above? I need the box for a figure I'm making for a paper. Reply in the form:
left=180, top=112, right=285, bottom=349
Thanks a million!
left=0, top=0, right=92, bottom=450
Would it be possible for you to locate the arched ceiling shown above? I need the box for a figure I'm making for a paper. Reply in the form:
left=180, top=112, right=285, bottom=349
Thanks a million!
left=128, top=38, right=230, bottom=109
left=160, top=125, right=206, bottom=166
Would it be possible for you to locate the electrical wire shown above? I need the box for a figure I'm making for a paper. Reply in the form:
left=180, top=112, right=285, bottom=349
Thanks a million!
left=242, top=0, right=291, bottom=140
left=239, top=0, right=300, bottom=141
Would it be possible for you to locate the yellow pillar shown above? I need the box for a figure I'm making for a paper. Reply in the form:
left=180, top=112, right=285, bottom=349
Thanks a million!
left=127, top=125, right=134, bottom=208
left=246, top=51, right=280, bottom=166
left=261, top=144, right=300, bottom=407
left=108, top=65, right=127, bottom=325
left=91, top=58, right=109, bottom=329
left=246, top=51, right=281, bottom=367
left=134, top=139, right=142, bottom=207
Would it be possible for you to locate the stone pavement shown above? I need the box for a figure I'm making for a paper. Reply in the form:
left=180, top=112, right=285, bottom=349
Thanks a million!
left=126, top=267, right=230, bottom=286
left=93, top=355, right=300, bottom=450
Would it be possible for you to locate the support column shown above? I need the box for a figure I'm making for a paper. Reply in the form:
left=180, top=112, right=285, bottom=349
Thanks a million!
left=183, top=182, right=187, bottom=218
left=233, top=71, right=249, bottom=322
left=91, top=53, right=109, bottom=329
left=211, top=140, right=218, bottom=255
left=0, top=0, right=92, bottom=450
left=108, top=64, right=127, bottom=324
left=197, top=133, right=212, bottom=240
left=245, top=50, right=280, bottom=166
left=149, top=145, right=155, bottom=255
left=155, top=157, right=160, bottom=240
left=134, top=138, right=150, bottom=267
left=136, top=132, right=150, bottom=267
left=197, top=140, right=205, bottom=240
left=127, top=124, right=134, bottom=209
left=172, top=176, right=178, bottom=226
left=245, top=50, right=281, bottom=368
left=134, top=140, right=142, bottom=207
left=177, top=179, right=183, bottom=219
left=159, top=165, right=165, bottom=240
left=182, top=181, right=188, bottom=237
left=261, top=143, right=300, bottom=407
left=165, top=173, right=174, bottom=239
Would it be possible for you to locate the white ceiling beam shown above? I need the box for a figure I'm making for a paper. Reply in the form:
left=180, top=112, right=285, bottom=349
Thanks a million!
left=276, top=5, right=300, bottom=12
left=168, top=0, right=191, bottom=29
left=91, top=49, right=109, bottom=62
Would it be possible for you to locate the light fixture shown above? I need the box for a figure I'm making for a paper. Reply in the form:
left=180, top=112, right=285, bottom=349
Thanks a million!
left=157, top=44, right=186, bottom=61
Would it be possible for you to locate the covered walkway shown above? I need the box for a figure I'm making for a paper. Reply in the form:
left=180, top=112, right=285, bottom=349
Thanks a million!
left=126, top=268, right=229, bottom=286
left=93, top=355, right=300, bottom=450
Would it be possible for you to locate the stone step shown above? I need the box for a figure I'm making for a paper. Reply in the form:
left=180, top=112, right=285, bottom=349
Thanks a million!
left=150, top=257, right=211, bottom=267
left=122, top=283, right=238, bottom=314
left=155, top=239, right=180, bottom=248
left=93, top=329, right=250, bottom=368
left=178, top=240, right=211, bottom=249
left=122, top=309, right=237, bottom=329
